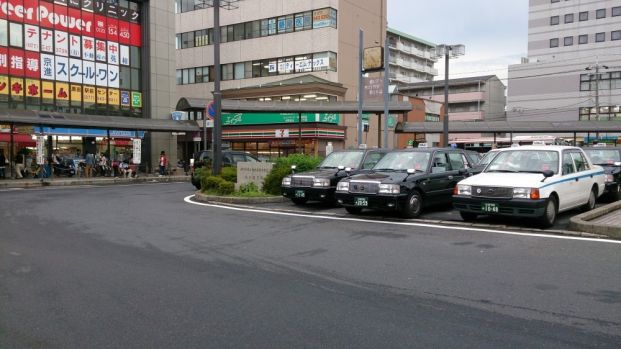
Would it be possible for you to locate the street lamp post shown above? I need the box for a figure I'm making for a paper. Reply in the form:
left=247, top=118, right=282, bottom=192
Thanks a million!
left=433, top=44, right=465, bottom=147
left=201, top=0, right=242, bottom=175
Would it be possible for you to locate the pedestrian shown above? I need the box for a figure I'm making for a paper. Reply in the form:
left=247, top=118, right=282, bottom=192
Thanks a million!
left=0, top=149, right=6, bottom=179
left=159, top=151, right=168, bottom=176
left=14, top=153, right=25, bottom=179
left=99, top=153, right=109, bottom=176
left=85, top=151, right=95, bottom=178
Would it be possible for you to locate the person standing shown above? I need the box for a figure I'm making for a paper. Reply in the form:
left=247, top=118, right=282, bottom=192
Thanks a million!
left=85, top=152, right=95, bottom=178
left=0, top=150, right=6, bottom=179
left=159, top=151, right=168, bottom=176
left=14, top=153, right=24, bottom=179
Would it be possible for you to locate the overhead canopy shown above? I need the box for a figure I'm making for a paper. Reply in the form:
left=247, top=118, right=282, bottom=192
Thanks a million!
left=0, top=109, right=200, bottom=132
left=176, top=98, right=413, bottom=114
left=396, top=120, right=621, bottom=133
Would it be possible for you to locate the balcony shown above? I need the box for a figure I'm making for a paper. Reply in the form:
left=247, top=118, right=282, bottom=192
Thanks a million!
left=428, top=91, right=485, bottom=103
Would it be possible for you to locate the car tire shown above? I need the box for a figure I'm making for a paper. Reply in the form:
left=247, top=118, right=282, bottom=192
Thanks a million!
left=345, top=206, right=363, bottom=214
left=538, top=196, right=557, bottom=229
left=400, top=191, right=423, bottom=219
left=459, top=211, right=478, bottom=222
left=292, top=198, right=308, bottom=205
left=581, top=188, right=597, bottom=212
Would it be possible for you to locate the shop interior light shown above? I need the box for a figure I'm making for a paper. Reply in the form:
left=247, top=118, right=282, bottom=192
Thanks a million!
left=315, top=96, right=329, bottom=100
left=281, top=96, right=291, bottom=100
left=300, top=98, right=307, bottom=101
left=264, top=97, right=272, bottom=101
left=303, top=94, right=317, bottom=98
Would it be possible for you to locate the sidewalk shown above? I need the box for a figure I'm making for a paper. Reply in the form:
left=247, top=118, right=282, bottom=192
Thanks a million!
left=569, top=200, right=621, bottom=239
left=0, top=174, right=190, bottom=189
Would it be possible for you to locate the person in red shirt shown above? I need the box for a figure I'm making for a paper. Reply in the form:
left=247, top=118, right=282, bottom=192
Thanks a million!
left=159, top=151, right=168, bottom=176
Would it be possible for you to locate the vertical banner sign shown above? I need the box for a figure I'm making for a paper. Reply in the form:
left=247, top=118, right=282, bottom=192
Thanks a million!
left=37, top=136, right=46, bottom=165
left=83, top=85, right=96, bottom=104
left=96, top=87, right=107, bottom=104
left=131, top=91, right=141, bottom=108
left=69, top=35, right=81, bottom=57
left=24, top=25, right=40, bottom=51
left=120, top=90, right=130, bottom=107
left=25, top=78, right=40, bottom=98
left=42, top=80, right=54, bottom=101
left=132, top=138, right=141, bottom=164
left=41, top=29, right=54, bottom=53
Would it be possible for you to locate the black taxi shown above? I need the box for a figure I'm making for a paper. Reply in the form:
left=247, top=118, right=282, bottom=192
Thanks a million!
left=583, top=146, right=621, bottom=200
left=334, top=148, right=473, bottom=217
left=281, top=149, right=388, bottom=205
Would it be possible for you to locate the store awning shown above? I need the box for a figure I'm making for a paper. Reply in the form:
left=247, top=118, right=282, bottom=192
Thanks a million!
left=0, top=109, right=200, bottom=132
left=176, top=98, right=413, bottom=114
left=0, top=133, right=36, bottom=146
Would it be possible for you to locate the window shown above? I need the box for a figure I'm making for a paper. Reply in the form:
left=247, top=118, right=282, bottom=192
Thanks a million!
left=613, top=6, right=621, bottom=17
left=246, top=21, right=260, bottom=39
left=551, top=0, right=560, bottom=3
left=564, top=36, right=573, bottom=46
left=362, top=152, right=385, bottom=169
left=596, top=8, right=606, bottom=19
left=222, top=63, right=233, bottom=80
left=260, top=19, right=268, bottom=37
left=431, top=152, right=449, bottom=173
left=550, top=38, right=559, bottom=48
left=447, top=153, right=466, bottom=170
left=579, top=34, right=588, bottom=44
left=176, top=70, right=182, bottom=85
left=234, top=62, right=245, bottom=80
left=550, top=16, right=559, bottom=25
left=295, top=55, right=312, bottom=73
left=195, top=29, right=208, bottom=47
left=295, top=12, right=312, bottom=31
left=579, top=11, right=588, bottom=21
left=130, top=47, right=141, bottom=68
left=195, top=67, right=208, bottom=83
left=562, top=153, right=575, bottom=175
left=175, top=34, right=181, bottom=49
left=181, top=31, right=194, bottom=49
left=268, top=18, right=277, bottom=35
left=564, top=13, right=574, bottom=23
left=612, top=31, right=621, bottom=41
left=596, top=32, right=605, bottom=42
left=571, top=152, right=589, bottom=172
left=9, top=22, right=22, bottom=47
left=233, top=23, right=245, bottom=41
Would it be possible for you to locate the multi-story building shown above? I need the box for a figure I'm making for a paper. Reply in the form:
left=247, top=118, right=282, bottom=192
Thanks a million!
left=174, top=0, right=391, bottom=159
left=387, top=27, right=437, bottom=85
left=0, top=1, right=179, bottom=173
left=508, top=0, right=621, bottom=123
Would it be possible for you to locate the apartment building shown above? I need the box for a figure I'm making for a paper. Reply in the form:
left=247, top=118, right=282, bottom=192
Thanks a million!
left=174, top=0, right=389, bottom=159
left=507, top=0, right=621, bottom=123
left=387, top=27, right=437, bottom=85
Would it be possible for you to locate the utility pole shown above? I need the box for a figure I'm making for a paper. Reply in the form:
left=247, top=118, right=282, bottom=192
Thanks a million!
left=357, top=29, right=364, bottom=148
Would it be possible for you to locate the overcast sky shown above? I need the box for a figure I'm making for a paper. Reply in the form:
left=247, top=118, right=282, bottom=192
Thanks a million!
left=387, top=0, right=529, bottom=83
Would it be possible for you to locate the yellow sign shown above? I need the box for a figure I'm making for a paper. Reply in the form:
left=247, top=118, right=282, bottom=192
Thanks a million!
left=42, top=81, right=54, bottom=100
left=83, top=86, right=96, bottom=104
left=96, top=87, right=107, bottom=104
left=70, top=84, right=82, bottom=102
left=56, top=82, right=69, bottom=101
left=108, top=88, right=119, bottom=106
left=10, top=77, right=24, bottom=97
left=25, top=79, right=40, bottom=98
left=0, top=76, right=8, bottom=95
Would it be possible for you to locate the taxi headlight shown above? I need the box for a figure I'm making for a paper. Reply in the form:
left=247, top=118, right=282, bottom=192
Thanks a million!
left=281, top=177, right=291, bottom=187
left=457, top=184, right=472, bottom=196
left=312, top=178, right=330, bottom=187
left=336, top=181, right=349, bottom=192
left=512, top=187, right=531, bottom=199
left=378, top=184, right=400, bottom=194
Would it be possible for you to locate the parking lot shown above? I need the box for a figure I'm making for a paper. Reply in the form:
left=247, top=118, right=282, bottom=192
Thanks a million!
left=254, top=197, right=614, bottom=232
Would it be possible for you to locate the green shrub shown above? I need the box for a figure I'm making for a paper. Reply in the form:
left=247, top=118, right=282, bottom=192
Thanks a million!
left=202, top=176, right=225, bottom=192
left=262, top=154, right=322, bottom=195
left=238, top=182, right=259, bottom=193
left=221, top=166, right=237, bottom=183
left=217, top=181, right=235, bottom=195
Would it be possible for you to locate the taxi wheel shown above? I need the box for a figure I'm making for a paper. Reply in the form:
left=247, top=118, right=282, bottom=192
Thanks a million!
left=292, top=198, right=308, bottom=205
left=346, top=207, right=363, bottom=214
left=538, top=196, right=557, bottom=229
left=401, top=191, right=423, bottom=219
left=581, top=188, right=597, bottom=212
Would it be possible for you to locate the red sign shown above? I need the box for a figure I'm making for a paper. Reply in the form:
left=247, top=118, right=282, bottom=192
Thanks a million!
left=23, top=0, right=38, bottom=25
left=129, top=22, right=141, bottom=47
left=7, top=0, right=24, bottom=23
left=67, top=7, right=82, bottom=35
left=0, top=47, right=8, bottom=74
left=107, top=17, right=118, bottom=41
left=53, top=3, right=68, bottom=30
left=24, top=50, right=38, bottom=78
left=118, top=20, right=130, bottom=45
left=81, top=9, right=93, bottom=35
left=93, top=14, right=107, bottom=39
left=0, top=1, right=94, bottom=35
left=8, top=48, right=24, bottom=76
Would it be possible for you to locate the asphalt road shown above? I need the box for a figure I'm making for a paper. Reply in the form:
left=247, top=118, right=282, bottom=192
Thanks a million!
left=1, top=182, right=620, bottom=348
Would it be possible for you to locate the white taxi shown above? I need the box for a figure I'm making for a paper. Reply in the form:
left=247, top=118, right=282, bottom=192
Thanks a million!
left=453, top=146, right=605, bottom=228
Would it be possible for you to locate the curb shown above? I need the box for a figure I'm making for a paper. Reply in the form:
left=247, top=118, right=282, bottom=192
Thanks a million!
left=0, top=175, right=190, bottom=189
left=569, top=200, right=621, bottom=238
left=194, top=191, right=288, bottom=204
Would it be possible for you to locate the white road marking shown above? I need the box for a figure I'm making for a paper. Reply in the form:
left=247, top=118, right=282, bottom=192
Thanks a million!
left=184, top=195, right=621, bottom=245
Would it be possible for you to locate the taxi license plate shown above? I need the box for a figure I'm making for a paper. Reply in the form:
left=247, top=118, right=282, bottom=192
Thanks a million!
left=481, top=202, right=499, bottom=213
left=295, top=190, right=305, bottom=198
left=354, top=197, right=368, bottom=207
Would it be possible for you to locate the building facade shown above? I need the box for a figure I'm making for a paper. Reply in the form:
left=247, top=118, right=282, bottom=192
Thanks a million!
left=174, top=0, right=392, bottom=159
left=507, top=0, right=621, bottom=123
left=397, top=75, right=506, bottom=141
left=387, top=27, right=437, bottom=85
left=0, top=0, right=178, bottom=174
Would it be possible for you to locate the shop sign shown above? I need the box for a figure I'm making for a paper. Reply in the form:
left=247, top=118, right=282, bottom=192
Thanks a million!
left=36, top=135, right=45, bottom=165
left=10, top=77, right=23, bottom=97
left=107, top=88, right=119, bottom=105
left=388, top=115, right=397, bottom=128
left=96, top=87, right=106, bottom=104
left=55, top=56, right=69, bottom=82
left=83, top=85, right=96, bottom=103
left=34, top=127, right=144, bottom=138
left=70, top=84, right=81, bottom=101
left=222, top=112, right=340, bottom=126
left=55, top=82, right=69, bottom=100
left=131, top=91, right=141, bottom=108
left=132, top=138, right=141, bottom=164
left=0, top=75, right=8, bottom=95
left=120, top=90, right=130, bottom=107
left=42, top=80, right=54, bottom=100
left=312, top=8, right=336, bottom=29
left=274, top=129, right=289, bottom=138
left=25, top=78, right=40, bottom=97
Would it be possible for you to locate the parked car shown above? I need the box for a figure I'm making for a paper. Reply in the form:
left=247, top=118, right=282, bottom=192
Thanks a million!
left=281, top=149, right=389, bottom=205
left=453, top=146, right=605, bottom=228
left=334, top=148, right=474, bottom=218
left=583, top=146, right=621, bottom=200
left=464, top=150, right=483, bottom=167
left=190, top=150, right=260, bottom=189
left=470, top=148, right=501, bottom=175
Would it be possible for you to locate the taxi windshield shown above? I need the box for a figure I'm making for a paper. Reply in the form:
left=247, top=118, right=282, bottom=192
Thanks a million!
left=584, top=149, right=621, bottom=165
left=373, top=152, right=431, bottom=171
left=319, top=151, right=364, bottom=169
left=486, top=150, right=559, bottom=174
left=479, top=150, right=500, bottom=167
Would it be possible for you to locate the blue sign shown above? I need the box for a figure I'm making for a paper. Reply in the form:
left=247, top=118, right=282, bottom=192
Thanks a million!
left=207, top=101, right=216, bottom=118
left=34, top=127, right=145, bottom=138
left=121, top=91, right=131, bottom=106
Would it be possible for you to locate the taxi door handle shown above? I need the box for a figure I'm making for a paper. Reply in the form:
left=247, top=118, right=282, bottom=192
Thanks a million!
left=448, top=175, right=454, bottom=180
left=575, top=177, right=579, bottom=182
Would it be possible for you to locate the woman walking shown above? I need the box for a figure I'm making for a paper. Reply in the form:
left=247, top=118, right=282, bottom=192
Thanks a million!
left=159, top=151, right=168, bottom=176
